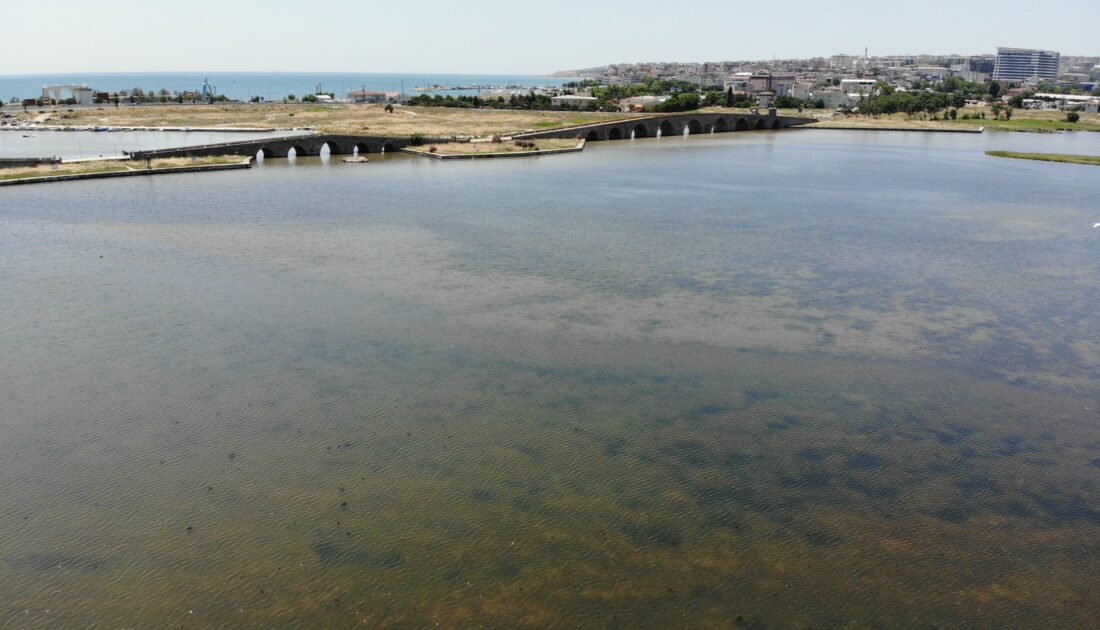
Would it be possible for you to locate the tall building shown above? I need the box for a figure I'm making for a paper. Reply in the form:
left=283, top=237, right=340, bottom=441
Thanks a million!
left=993, top=47, right=1060, bottom=82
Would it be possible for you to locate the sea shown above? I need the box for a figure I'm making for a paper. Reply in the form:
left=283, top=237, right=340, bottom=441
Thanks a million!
left=2, top=128, right=1100, bottom=627
left=0, top=72, right=576, bottom=103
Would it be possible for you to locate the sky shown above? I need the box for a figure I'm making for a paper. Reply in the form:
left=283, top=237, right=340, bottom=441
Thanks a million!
left=1, top=0, right=1097, bottom=76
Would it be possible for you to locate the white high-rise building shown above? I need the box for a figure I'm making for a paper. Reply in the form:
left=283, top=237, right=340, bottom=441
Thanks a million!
left=993, top=47, right=1060, bottom=82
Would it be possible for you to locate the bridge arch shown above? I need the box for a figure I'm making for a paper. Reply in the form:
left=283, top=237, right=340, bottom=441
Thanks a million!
left=686, top=119, right=703, bottom=135
left=322, top=140, right=345, bottom=155
left=586, top=130, right=601, bottom=142
left=632, top=123, right=650, bottom=139
left=754, top=119, right=767, bottom=130
left=290, top=145, right=309, bottom=158
left=608, top=127, right=624, bottom=140
left=771, top=119, right=782, bottom=130
left=714, top=118, right=729, bottom=133
left=658, top=120, right=675, bottom=137
left=735, top=118, right=750, bottom=131
left=354, top=142, right=370, bottom=154
left=257, top=147, right=274, bottom=159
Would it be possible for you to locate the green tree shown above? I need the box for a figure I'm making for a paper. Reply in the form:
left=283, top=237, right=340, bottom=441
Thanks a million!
left=989, top=81, right=1003, bottom=99
left=1066, top=111, right=1080, bottom=123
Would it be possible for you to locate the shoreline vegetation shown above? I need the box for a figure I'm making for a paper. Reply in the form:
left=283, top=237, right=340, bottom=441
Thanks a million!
left=0, top=156, right=249, bottom=185
left=7, top=103, right=1097, bottom=138
left=5, top=104, right=637, bottom=138
left=799, top=108, right=1100, bottom=133
left=985, top=151, right=1100, bottom=166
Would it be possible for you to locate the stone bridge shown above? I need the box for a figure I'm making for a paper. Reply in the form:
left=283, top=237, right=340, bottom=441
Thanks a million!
left=514, top=110, right=814, bottom=141
left=127, top=134, right=433, bottom=159
left=129, top=110, right=815, bottom=160
left=129, top=134, right=430, bottom=160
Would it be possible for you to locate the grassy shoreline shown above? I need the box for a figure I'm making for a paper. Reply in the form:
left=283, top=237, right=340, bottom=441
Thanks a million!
left=797, top=107, right=1100, bottom=133
left=10, top=103, right=1099, bottom=139
left=0, top=156, right=248, bottom=184
left=985, top=151, right=1100, bottom=166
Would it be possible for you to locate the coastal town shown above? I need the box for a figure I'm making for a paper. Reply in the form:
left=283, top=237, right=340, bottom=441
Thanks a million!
left=2, top=47, right=1097, bottom=118
left=553, top=47, right=1098, bottom=112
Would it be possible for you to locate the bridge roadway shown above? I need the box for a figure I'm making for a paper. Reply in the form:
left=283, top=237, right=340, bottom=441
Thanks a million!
left=128, top=110, right=816, bottom=160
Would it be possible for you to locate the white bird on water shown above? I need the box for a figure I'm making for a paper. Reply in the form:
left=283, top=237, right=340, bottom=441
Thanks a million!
left=1094, top=223, right=1100, bottom=229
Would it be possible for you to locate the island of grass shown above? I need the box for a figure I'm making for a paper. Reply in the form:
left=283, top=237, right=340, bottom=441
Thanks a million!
left=403, top=137, right=583, bottom=158
left=985, top=151, right=1100, bottom=166
left=799, top=108, right=1100, bottom=133
left=0, top=156, right=249, bottom=185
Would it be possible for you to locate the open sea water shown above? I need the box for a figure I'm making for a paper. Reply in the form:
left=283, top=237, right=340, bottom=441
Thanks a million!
left=0, top=72, right=576, bottom=103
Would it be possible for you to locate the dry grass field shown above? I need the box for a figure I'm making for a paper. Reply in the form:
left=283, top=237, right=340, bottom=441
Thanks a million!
left=23, top=104, right=640, bottom=138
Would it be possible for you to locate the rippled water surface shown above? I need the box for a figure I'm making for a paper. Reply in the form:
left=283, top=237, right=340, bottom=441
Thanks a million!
left=1, top=130, right=1099, bottom=627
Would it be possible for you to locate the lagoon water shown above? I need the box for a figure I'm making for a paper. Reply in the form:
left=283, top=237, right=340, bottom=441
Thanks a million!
left=1, top=130, right=1099, bottom=627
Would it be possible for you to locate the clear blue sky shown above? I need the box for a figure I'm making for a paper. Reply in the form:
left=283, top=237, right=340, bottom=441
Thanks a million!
left=1, top=0, right=1096, bottom=75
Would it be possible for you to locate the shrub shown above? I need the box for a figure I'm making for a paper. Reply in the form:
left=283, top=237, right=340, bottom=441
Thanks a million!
left=409, top=133, right=425, bottom=146
left=1066, top=112, right=1080, bottom=123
